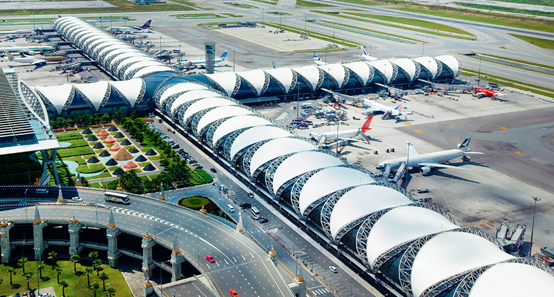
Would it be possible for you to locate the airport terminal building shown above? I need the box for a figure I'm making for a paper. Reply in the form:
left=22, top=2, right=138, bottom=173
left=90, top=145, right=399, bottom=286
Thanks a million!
left=49, top=16, right=554, bottom=297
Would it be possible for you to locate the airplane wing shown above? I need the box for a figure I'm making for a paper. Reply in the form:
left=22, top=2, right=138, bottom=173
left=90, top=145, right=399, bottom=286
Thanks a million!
left=417, top=163, right=471, bottom=170
left=31, top=58, right=47, bottom=65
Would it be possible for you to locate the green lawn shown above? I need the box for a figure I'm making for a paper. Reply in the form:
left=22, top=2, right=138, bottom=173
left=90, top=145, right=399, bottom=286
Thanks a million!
left=332, top=0, right=383, bottom=5
left=56, top=133, right=83, bottom=141
left=89, top=171, right=112, bottom=180
left=296, top=0, right=334, bottom=7
left=0, top=260, right=132, bottom=297
left=180, top=196, right=210, bottom=208
left=138, top=162, right=152, bottom=167
left=455, top=2, right=554, bottom=17
left=223, top=2, right=258, bottom=8
left=509, top=34, right=554, bottom=50
left=65, top=156, right=87, bottom=165
left=490, top=0, right=554, bottom=7
left=108, top=166, right=121, bottom=172
left=316, top=20, right=425, bottom=43
left=57, top=147, right=95, bottom=158
left=174, top=13, right=224, bottom=19
left=76, top=164, right=106, bottom=174
left=264, top=22, right=362, bottom=47
left=65, top=139, right=89, bottom=148
left=479, top=53, right=554, bottom=71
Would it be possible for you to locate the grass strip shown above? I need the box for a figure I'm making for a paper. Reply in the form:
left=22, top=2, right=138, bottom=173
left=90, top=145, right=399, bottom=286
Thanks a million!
left=66, top=139, right=89, bottom=148
left=509, top=34, right=554, bottom=50
left=295, top=0, right=334, bottom=7
left=76, top=164, right=106, bottom=174
left=489, top=0, right=554, bottom=6
left=57, top=147, right=95, bottom=158
left=55, top=132, right=83, bottom=141
left=455, top=2, right=554, bottom=17
left=479, top=53, right=554, bottom=71
left=466, top=53, right=554, bottom=76
left=264, top=22, right=362, bottom=47
left=173, top=13, right=224, bottom=19
left=462, top=69, right=554, bottom=98
left=317, top=19, right=425, bottom=43
left=223, top=2, right=258, bottom=8
left=65, top=156, right=86, bottom=165
left=250, top=0, right=276, bottom=4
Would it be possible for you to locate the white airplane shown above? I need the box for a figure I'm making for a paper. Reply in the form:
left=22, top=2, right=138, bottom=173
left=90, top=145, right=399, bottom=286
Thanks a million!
left=4, top=51, right=47, bottom=65
left=360, top=46, right=378, bottom=62
left=107, top=20, right=152, bottom=33
left=0, top=45, right=54, bottom=53
left=0, top=29, right=34, bottom=36
left=309, top=116, right=373, bottom=144
left=376, top=136, right=482, bottom=174
left=181, top=51, right=228, bottom=67
left=312, top=51, right=326, bottom=66
left=322, top=88, right=403, bottom=119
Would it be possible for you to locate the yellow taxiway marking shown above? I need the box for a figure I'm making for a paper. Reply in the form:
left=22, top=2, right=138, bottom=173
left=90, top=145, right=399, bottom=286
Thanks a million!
left=414, top=130, right=423, bottom=133
left=515, top=151, right=524, bottom=155
left=260, top=62, right=265, bottom=64
left=500, top=127, right=508, bottom=130
left=404, top=123, right=411, bottom=126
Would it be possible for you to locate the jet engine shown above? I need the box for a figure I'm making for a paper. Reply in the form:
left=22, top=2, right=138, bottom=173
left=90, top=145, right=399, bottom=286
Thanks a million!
left=420, top=166, right=431, bottom=175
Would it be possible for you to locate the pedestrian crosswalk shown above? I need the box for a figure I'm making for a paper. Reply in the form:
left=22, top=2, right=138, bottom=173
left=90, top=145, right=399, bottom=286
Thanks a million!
left=110, top=207, right=194, bottom=235
left=310, top=287, right=330, bottom=295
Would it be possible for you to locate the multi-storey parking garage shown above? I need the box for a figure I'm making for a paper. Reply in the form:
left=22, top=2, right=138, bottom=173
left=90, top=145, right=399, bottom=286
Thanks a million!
left=52, top=16, right=554, bottom=297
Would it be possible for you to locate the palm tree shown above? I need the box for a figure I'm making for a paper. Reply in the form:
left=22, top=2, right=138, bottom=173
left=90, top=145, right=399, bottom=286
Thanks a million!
left=99, top=272, right=109, bottom=291
left=89, top=251, right=99, bottom=261
left=7, top=267, right=15, bottom=285
left=89, top=281, right=100, bottom=297
left=85, top=267, right=94, bottom=286
left=18, top=256, right=28, bottom=274
left=59, top=280, right=69, bottom=297
left=23, top=272, right=33, bottom=290
left=70, top=254, right=80, bottom=273
left=37, top=260, right=46, bottom=279
left=55, top=266, right=63, bottom=284
left=48, top=251, right=58, bottom=269
left=93, top=259, right=103, bottom=276
left=106, top=286, right=116, bottom=297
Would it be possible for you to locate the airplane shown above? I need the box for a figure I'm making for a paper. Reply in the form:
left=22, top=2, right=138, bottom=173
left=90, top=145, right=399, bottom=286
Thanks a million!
left=181, top=51, right=228, bottom=68
left=0, top=45, right=54, bottom=53
left=360, top=46, right=378, bottom=62
left=309, top=116, right=373, bottom=144
left=107, top=20, right=152, bottom=33
left=312, top=51, right=326, bottom=66
left=4, top=51, right=47, bottom=65
left=474, top=87, right=506, bottom=100
left=376, top=136, right=482, bottom=174
left=4, top=34, right=27, bottom=41
left=322, top=88, right=403, bottom=119
left=21, top=52, right=65, bottom=62
left=0, top=29, right=34, bottom=36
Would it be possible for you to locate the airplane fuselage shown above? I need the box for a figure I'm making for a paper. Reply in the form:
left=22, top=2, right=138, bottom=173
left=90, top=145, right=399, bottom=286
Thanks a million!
left=377, top=149, right=465, bottom=170
left=310, top=128, right=361, bottom=143
left=0, top=46, right=54, bottom=52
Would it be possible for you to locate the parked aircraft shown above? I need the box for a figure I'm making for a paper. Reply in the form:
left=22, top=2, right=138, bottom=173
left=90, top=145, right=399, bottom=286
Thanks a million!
left=21, top=52, right=65, bottom=62
left=0, top=29, right=34, bottom=37
left=312, top=51, right=326, bottom=66
left=181, top=51, right=228, bottom=68
left=475, top=87, right=506, bottom=100
left=322, top=88, right=403, bottom=119
left=108, top=20, right=152, bottom=33
left=0, top=45, right=54, bottom=53
left=376, top=136, right=482, bottom=174
left=4, top=51, right=47, bottom=65
left=309, top=116, right=373, bottom=144
left=360, top=46, right=378, bottom=62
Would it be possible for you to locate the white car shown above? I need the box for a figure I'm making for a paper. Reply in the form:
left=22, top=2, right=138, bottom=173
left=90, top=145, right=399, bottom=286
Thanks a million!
left=72, top=196, right=83, bottom=202
left=329, top=266, right=338, bottom=273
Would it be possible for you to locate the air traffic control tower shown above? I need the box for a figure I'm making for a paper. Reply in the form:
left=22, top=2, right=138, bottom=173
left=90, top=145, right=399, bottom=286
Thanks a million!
left=0, top=68, right=60, bottom=185
left=205, top=41, right=215, bottom=74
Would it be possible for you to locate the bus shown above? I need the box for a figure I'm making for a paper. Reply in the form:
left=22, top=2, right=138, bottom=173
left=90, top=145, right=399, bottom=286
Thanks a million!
left=104, top=192, right=130, bottom=205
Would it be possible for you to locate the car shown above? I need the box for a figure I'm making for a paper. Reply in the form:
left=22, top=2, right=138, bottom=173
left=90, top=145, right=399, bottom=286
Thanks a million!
left=239, top=203, right=251, bottom=209
left=248, top=192, right=254, bottom=198
left=195, top=165, right=203, bottom=169
left=205, top=255, right=215, bottom=263
left=171, top=144, right=180, bottom=149
left=71, top=196, right=82, bottom=202
left=210, top=168, right=217, bottom=173
left=329, top=266, right=338, bottom=273
left=259, top=218, right=268, bottom=224
left=417, top=188, right=429, bottom=193
left=230, top=289, right=238, bottom=297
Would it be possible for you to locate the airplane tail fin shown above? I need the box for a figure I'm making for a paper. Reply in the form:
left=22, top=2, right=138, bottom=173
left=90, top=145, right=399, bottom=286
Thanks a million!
left=312, top=51, right=320, bottom=61
left=5, top=51, right=13, bottom=61
left=394, top=102, right=403, bottom=113
left=142, top=20, right=152, bottom=29
left=407, top=141, right=419, bottom=156
left=361, top=115, right=373, bottom=133
left=272, top=61, right=275, bottom=69
left=361, top=46, right=368, bottom=57
left=457, top=134, right=472, bottom=149
left=220, top=51, right=228, bottom=60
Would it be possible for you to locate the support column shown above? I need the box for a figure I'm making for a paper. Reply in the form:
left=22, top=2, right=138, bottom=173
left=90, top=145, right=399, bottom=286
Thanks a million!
left=141, top=232, right=155, bottom=278
left=296, top=265, right=306, bottom=297
left=41, top=149, right=60, bottom=185
left=170, top=235, right=184, bottom=282
left=0, top=219, right=13, bottom=264
left=33, top=206, right=47, bottom=260
left=236, top=211, right=244, bottom=233
left=143, top=278, right=154, bottom=297
left=57, top=185, right=63, bottom=203
left=68, top=216, right=82, bottom=256
left=268, top=247, right=277, bottom=267
left=106, top=210, right=121, bottom=268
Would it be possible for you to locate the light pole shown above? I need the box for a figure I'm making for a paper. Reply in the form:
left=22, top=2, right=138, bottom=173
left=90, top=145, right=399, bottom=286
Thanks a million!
left=529, top=196, right=541, bottom=256
left=34, top=247, right=40, bottom=295
left=262, top=8, right=264, bottom=24
left=159, top=36, right=162, bottom=52
left=477, top=55, right=482, bottom=88
left=404, top=142, right=410, bottom=188
left=233, top=50, right=235, bottom=72
left=304, top=17, right=307, bottom=36
left=422, top=43, right=425, bottom=56
left=332, top=22, right=336, bottom=45
left=178, top=44, right=181, bottom=64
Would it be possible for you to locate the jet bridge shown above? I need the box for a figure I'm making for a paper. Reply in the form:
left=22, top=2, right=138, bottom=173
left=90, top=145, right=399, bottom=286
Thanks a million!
left=392, top=162, right=407, bottom=185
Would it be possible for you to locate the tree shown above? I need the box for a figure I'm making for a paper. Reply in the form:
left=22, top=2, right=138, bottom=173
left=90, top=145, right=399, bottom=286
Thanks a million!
left=18, top=256, right=28, bottom=274
left=130, top=111, right=138, bottom=120
left=70, top=254, right=81, bottom=273
left=89, top=251, right=99, bottom=261
left=48, top=251, right=58, bottom=269
left=128, top=126, right=138, bottom=136
left=23, top=272, right=33, bottom=290
left=37, top=260, right=46, bottom=279
left=55, top=266, right=63, bottom=284
left=60, top=280, right=69, bottom=297
left=93, top=113, right=101, bottom=125
left=89, top=281, right=100, bottom=297
left=106, top=286, right=116, bottom=296
left=93, top=258, right=103, bottom=276
left=101, top=113, right=111, bottom=124
left=99, top=272, right=109, bottom=291
left=81, top=176, right=90, bottom=187
left=7, top=267, right=15, bottom=285
left=85, top=267, right=93, bottom=286
left=113, top=108, right=125, bottom=123
left=135, top=131, right=144, bottom=143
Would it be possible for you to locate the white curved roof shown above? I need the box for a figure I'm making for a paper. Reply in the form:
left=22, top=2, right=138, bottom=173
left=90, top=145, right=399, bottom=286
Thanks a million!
left=469, top=263, right=554, bottom=297
left=368, top=60, right=394, bottom=83
left=411, top=232, right=513, bottom=297
left=196, top=106, right=253, bottom=135
left=211, top=115, right=271, bottom=147
left=68, top=27, right=91, bottom=40
left=272, top=151, right=344, bottom=195
left=230, top=126, right=293, bottom=160
left=73, top=30, right=97, bottom=43
left=133, top=66, right=176, bottom=78
left=318, top=64, right=346, bottom=87
left=292, top=66, right=320, bottom=91
left=97, top=44, right=129, bottom=59
left=124, top=60, right=163, bottom=80
left=76, top=32, right=102, bottom=46
left=205, top=72, right=238, bottom=96
left=74, top=81, right=109, bottom=111
left=435, top=55, right=460, bottom=76
left=181, top=97, right=235, bottom=125
left=35, top=84, right=73, bottom=114
left=344, top=62, right=372, bottom=85
left=104, top=48, right=139, bottom=65
left=266, top=68, right=295, bottom=93
left=110, top=79, right=144, bottom=108
left=159, top=83, right=208, bottom=106
left=91, top=41, right=121, bottom=55
left=414, top=57, right=439, bottom=79
left=330, top=185, right=412, bottom=239
left=237, top=70, right=267, bottom=96
left=366, top=206, right=458, bottom=269
left=109, top=52, right=148, bottom=72
left=116, top=56, right=154, bottom=76
left=86, top=38, right=114, bottom=53
left=298, top=167, right=374, bottom=216
left=170, top=90, right=222, bottom=114
left=391, top=58, right=417, bottom=81
left=250, top=138, right=316, bottom=177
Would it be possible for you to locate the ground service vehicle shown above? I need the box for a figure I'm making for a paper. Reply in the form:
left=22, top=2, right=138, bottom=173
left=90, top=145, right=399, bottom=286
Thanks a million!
left=36, top=188, right=49, bottom=194
left=104, top=192, right=130, bottom=205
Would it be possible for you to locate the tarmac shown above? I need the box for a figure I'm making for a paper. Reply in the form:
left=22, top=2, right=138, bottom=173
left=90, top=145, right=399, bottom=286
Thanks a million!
left=0, top=1, right=115, bottom=10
